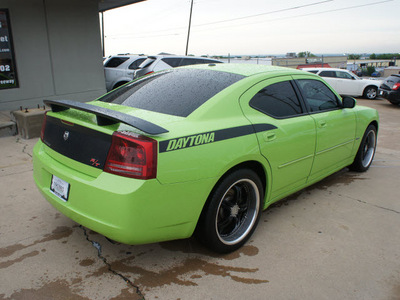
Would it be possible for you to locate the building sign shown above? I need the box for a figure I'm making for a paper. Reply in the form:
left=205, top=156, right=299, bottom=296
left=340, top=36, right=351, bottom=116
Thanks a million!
left=0, top=9, right=18, bottom=89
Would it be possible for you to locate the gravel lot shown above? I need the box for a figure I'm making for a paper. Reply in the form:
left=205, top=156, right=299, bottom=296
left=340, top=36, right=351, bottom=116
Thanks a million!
left=0, top=98, right=399, bottom=300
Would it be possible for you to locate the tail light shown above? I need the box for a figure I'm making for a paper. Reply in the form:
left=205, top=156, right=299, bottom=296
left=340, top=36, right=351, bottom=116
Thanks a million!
left=40, top=112, right=48, bottom=141
left=392, top=83, right=400, bottom=91
left=104, top=132, right=157, bottom=179
left=145, top=71, right=154, bottom=76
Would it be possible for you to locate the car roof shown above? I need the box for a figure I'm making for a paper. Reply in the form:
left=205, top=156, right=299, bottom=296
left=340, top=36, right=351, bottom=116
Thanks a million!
left=302, top=67, right=349, bottom=72
left=184, top=63, right=308, bottom=77
left=146, top=55, right=221, bottom=60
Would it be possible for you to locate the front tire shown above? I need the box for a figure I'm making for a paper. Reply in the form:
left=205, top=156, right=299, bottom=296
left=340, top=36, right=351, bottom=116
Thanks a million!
left=363, top=86, right=378, bottom=100
left=196, top=169, right=263, bottom=253
left=349, top=125, right=377, bottom=172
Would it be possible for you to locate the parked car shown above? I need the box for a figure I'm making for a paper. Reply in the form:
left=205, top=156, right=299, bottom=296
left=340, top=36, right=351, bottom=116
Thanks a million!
left=133, top=55, right=222, bottom=79
left=302, top=67, right=381, bottom=99
left=34, top=64, right=378, bottom=253
left=379, top=74, right=400, bottom=105
left=104, top=54, right=147, bottom=91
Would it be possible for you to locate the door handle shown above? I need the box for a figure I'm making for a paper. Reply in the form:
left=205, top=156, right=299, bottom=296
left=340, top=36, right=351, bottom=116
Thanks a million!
left=318, top=120, right=327, bottom=128
left=263, top=132, right=276, bottom=142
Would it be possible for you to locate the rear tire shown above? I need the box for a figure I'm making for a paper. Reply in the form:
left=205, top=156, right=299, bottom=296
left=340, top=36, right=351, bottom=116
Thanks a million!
left=349, top=125, right=377, bottom=172
left=196, top=169, right=263, bottom=253
left=363, top=86, right=377, bottom=100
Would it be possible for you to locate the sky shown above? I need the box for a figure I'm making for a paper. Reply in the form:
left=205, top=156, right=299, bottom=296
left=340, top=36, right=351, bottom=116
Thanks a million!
left=103, top=0, right=400, bottom=57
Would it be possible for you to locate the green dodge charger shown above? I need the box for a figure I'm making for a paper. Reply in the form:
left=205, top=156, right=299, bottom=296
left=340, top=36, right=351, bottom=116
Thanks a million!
left=33, top=64, right=379, bottom=253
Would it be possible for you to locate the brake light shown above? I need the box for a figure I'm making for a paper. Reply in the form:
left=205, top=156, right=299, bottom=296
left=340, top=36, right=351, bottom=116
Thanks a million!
left=40, top=112, right=48, bottom=141
left=392, top=83, right=400, bottom=91
left=104, top=132, right=157, bottom=179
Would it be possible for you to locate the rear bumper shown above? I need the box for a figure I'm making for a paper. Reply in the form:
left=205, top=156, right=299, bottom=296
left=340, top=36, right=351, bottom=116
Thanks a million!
left=379, top=89, right=400, bottom=103
left=33, top=140, right=214, bottom=244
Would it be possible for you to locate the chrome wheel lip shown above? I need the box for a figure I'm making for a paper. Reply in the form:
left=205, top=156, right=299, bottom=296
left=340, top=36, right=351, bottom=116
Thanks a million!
left=215, top=179, right=260, bottom=245
left=361, top=129, right=376, bottom=168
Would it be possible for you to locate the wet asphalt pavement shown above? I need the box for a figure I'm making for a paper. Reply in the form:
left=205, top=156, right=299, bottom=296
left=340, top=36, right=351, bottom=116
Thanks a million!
left=0, top=98, right=399, bottom=300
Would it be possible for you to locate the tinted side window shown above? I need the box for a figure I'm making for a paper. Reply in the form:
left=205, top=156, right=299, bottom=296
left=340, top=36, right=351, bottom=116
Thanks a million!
left=128, top=58, right=146, bottom=70
left=249, top=81, right=302, bottom=118
left=162, top=57, right=182, bottom=67
left=180, top=58, right=202, bottom=66
left=297, top=79, right=340, bottom=112
left=306, top=70, right=318, bottom=74
left=336, top=71, right=353, bottom=79
left=319, top=71, right=336, bottom=78
left=104, top=57, right=129, bottom=68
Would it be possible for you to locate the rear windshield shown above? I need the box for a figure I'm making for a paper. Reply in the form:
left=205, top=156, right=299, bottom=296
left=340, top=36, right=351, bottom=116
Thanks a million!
left=104, top=57, right=129, bottom=68
left=385, top=75, right=400, bottom=84
left=99, top=68, right=244, bottom=117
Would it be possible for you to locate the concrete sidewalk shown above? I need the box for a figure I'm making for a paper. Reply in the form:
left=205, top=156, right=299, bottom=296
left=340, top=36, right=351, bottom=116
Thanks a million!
left=0, top=99, right=399, bottom=300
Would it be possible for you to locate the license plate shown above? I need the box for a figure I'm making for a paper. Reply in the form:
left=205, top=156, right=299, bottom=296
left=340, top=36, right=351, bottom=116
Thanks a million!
left=50, top=175, right=70, bottom=202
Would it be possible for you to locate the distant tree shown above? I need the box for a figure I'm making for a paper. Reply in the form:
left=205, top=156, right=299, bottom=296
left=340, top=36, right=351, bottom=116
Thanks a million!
left=369, top=53, right=400, bottom=59
left=377, top=53, right=400, bottom=59
left=366, top=66, right=376, bottom=76
left=298, top=51, right=316, bottom=58
left=348, top=54, right=361, bottom=59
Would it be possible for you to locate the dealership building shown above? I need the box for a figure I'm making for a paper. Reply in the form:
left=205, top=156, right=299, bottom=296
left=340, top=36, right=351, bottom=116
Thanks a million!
left=0, top=0, right=143, bottom=112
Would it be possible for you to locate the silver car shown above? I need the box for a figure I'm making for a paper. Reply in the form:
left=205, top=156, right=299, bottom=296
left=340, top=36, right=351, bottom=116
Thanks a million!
left=134, top=55, right=222, bottom=79
left=104, top=55, right=147, bottom=91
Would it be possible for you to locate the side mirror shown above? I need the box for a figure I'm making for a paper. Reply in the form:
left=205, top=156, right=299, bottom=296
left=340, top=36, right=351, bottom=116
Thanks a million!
left=342, top=96, right=356, bottom=108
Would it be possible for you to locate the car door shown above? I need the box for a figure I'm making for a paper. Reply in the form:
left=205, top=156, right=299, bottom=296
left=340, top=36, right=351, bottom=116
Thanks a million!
left=239, top=76, right=316, bottom=201
left=293, top=76, right=357, bottom=182
left=334, top=70, right=361, bottom=96
left=318, top=70, right=340, bottom=92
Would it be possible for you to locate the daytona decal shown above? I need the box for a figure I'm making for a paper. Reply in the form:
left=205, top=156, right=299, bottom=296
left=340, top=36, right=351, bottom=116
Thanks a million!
left=159, top=124, right=276, bottom=153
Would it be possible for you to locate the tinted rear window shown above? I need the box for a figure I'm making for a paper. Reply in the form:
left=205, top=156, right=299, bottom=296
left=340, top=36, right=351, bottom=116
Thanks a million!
left=385, top=75, right=400, bottom=84
left=128, top=58, right=146, bottom=70
left=104, top=57, right=129, bottom=68
left=138, top=57, right=156, bottom=69
left=99, top=68, right=244, bottom=117
left=162, top=57, right=182, bottom=67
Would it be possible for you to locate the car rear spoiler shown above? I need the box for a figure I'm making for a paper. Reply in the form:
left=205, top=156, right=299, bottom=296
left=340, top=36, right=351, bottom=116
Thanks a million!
left=44, top=99, right=169, bottom=135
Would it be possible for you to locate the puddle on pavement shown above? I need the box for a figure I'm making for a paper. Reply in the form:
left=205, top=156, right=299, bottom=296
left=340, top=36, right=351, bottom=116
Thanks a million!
left=88, top=255, right=268, bottom=289
left=0, top=226, right=73, bottom=270
left=0, top=226, right=73, bottom=259
left=0, top=279, right=90, bottom=300
left=265, top=168, right=368, bottom=212
left=159, top=237, right=259, bottom=260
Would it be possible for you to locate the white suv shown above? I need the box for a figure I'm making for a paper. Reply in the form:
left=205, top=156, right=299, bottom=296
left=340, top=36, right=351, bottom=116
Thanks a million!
left=104, top=55, right=147, bottom=91
left=302, top=67, right=381, bottom=99
left=133, top=55, right=222, bottom=79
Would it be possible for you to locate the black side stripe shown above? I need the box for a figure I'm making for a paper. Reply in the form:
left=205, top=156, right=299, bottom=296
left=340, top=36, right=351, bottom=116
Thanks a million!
left=159, top=123, right=277, bottom=153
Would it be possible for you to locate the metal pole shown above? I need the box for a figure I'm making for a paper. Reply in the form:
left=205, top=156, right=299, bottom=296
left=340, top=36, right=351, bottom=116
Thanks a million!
left=101, top=12, right=105, bottom=57
left=185, top=0, right=194, bottom=56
